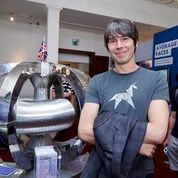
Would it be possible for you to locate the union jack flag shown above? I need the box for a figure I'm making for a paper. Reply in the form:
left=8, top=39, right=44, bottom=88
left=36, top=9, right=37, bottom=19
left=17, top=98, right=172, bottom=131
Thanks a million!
left=38, top=38, right=48, bottom=62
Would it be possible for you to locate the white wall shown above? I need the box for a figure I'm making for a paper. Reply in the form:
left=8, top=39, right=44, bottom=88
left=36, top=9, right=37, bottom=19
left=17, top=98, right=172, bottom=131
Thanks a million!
left=0, top=19, right=108, bottom=64
left=59, top=53, right=89, bottom=63
left=59, top=27, right=108, bottom=56
left=0, top=18, right=155, bottom=65
left=0, top=19, right=46, bottom=63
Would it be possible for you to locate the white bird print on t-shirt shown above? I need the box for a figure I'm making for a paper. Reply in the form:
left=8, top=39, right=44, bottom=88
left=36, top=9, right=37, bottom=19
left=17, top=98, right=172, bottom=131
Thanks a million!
left=110, top=82, right=138, bottom=109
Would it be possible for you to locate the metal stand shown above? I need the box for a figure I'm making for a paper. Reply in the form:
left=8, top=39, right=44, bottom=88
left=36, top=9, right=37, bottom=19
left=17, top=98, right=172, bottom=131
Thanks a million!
left=0, top=153, right=88, bottom=178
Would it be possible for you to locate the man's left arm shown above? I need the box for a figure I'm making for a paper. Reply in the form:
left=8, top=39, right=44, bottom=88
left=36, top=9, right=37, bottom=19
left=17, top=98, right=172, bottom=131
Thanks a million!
left=145, top=99, right=169, bottom=144
left=139, top=99, right=169, bottom=157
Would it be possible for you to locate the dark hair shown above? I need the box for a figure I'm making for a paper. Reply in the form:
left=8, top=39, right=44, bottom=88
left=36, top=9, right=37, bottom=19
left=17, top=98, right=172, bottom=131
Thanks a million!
left=104, top=18, right=139, bottom=50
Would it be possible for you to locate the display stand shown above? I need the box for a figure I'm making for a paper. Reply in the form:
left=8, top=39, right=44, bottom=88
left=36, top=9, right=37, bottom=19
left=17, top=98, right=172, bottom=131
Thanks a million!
left=0, top=154, right=88, bottom=178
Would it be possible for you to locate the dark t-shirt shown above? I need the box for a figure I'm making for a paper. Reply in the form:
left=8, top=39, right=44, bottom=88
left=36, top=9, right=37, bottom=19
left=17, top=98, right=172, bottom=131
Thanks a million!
left=85, top=67, right=169, bottom=173
left=170, top=87, right=178, bottom=138
left=86, top=67, right=169, bottom=122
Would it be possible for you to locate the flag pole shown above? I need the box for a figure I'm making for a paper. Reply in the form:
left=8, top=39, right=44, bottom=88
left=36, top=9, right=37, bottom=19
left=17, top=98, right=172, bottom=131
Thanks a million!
left=37, top=37, right=50, bottom=77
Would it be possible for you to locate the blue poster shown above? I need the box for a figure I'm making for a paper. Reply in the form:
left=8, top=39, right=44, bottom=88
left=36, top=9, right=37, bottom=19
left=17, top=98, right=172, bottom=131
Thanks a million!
left=152, top=25, right=178, bottom=89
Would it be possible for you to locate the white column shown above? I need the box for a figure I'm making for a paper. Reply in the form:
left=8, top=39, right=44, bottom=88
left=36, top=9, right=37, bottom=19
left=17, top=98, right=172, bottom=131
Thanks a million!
left=46, top=5, right=63, bottom=64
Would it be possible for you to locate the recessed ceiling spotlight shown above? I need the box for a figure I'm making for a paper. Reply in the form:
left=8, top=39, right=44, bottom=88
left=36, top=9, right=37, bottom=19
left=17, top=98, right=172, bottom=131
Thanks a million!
left=36, top=17, right=41, bottom=25
left=29, top=16, right=33, bottom=24
left=9, top=13, right=14, bottom=21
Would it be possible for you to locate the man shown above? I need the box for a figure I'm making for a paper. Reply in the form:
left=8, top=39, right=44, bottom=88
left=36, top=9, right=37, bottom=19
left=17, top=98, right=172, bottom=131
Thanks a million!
left=163, top=75, right=178, bottom=175
left=78, top=18, right=169, bottom=178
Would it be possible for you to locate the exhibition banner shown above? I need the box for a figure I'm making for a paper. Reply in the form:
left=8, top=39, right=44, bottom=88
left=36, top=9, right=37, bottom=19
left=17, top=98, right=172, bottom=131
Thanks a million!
left=153, top=25, right=178, bottom=89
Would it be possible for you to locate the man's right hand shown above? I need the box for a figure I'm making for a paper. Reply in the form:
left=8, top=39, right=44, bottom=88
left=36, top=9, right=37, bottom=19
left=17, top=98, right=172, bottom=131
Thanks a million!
left=139, top=142, right=157, bottom=157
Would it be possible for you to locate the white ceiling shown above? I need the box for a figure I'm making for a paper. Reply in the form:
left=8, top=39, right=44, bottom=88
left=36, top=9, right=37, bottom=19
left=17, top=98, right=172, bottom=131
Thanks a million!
left=146, top=0, right=178, bottom=7
left=0, top=0, right=176, bottom=41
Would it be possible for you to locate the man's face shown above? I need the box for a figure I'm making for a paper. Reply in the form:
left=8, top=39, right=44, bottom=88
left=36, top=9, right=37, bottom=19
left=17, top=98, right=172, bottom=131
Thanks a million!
left=107, top=33, right=136, bottom=66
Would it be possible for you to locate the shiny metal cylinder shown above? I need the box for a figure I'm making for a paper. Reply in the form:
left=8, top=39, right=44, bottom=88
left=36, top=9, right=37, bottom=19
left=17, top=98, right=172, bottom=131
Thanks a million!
left=0, top=62, right=89, bottom=170
left=30, top=73, right=51, bottom=100
left=12, top=99, right=75, bottom=134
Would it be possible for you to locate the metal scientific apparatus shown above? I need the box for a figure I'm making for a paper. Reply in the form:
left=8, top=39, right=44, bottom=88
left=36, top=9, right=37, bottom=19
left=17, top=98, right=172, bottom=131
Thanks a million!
left=0, top=62, right=89, bottom=177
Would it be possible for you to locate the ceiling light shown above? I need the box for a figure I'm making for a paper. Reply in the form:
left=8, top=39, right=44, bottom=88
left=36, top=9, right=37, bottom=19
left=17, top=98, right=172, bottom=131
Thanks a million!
left=9, top=13, right=14, bottom=21
left=36, top=17, right=41, bottom=26
left=29, top=16, right=33, bottom=24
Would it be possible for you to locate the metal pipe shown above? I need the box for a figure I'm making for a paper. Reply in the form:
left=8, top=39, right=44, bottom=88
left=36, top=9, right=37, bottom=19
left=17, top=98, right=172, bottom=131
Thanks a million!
left=12, top=99, right=75, bottom=134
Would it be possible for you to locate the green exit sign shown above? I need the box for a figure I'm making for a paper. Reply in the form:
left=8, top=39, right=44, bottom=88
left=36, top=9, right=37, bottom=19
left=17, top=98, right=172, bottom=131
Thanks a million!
left=72, top=39, right=79, bottom=46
